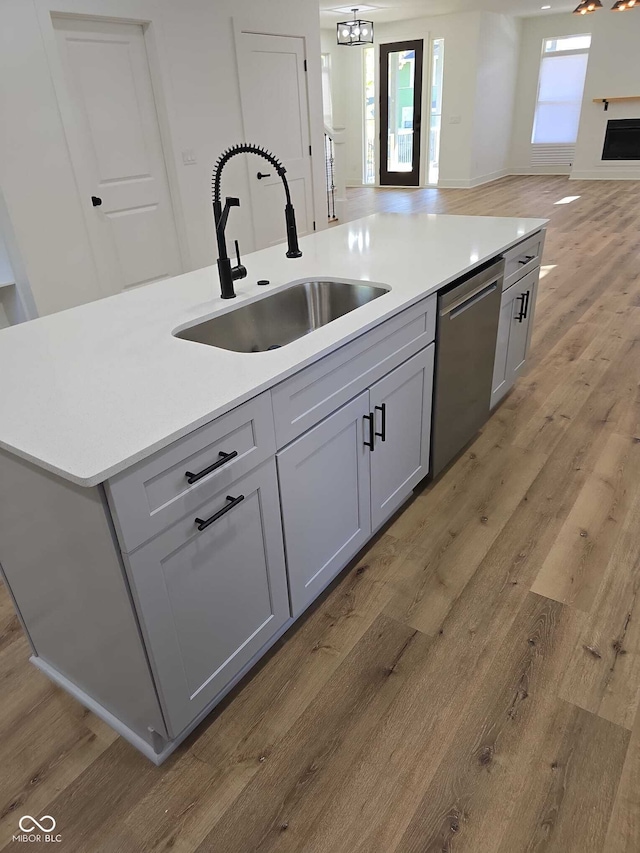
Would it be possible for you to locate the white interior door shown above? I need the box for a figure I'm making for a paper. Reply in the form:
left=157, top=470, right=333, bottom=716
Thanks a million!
left=52, top=17, right=182, bottom=296
left=235, top=32, right=315, bottom=249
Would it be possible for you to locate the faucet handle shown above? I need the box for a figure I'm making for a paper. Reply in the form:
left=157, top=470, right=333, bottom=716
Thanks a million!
left=231, top=240, right=247, bottom=282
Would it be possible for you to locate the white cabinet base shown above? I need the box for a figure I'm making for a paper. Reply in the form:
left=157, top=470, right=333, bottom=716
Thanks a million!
left=33, top=610, right=300, bottom=765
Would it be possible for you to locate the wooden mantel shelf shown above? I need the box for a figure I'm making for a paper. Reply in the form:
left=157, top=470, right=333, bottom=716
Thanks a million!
left=594, top=96, right=640, bottom=111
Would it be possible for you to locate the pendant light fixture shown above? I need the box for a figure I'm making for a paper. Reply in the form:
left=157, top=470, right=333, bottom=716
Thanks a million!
left=573, top=0, right=636, bottom=10
left=337, top=8, right=374, bottom=46
left=573, top=0, right=602, bottom=12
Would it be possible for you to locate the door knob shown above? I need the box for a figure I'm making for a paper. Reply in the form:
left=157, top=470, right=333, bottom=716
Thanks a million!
left=256, top=172, right=271, bottom=180
left=91, top=196, right=102, bottom=207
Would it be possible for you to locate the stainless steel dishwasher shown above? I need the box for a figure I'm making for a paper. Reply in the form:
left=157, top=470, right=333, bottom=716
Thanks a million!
left=431, top=257, right=505, bottom=477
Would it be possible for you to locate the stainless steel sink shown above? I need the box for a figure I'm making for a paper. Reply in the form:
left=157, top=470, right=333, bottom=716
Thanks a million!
left=174, top=279, right=389, bottom=353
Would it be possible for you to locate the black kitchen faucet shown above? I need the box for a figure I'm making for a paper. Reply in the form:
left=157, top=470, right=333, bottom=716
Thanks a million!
left=211, top=143, right=302, bottom=299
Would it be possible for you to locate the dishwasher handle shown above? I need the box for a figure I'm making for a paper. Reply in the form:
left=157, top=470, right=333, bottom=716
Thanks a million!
left=442, top=280, right=499, bottom=319
left=439, top=259, right=505, bottom=316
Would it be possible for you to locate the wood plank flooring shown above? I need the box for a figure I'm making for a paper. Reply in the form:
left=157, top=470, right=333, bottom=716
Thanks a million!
left=2, top=175, right=640, bottom=851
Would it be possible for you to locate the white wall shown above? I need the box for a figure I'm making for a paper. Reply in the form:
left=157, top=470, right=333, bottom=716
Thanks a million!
left=469, top=14, right=521, bottom=187
left=572, top=11, right=640, bottom=180
left=158, top=0, right=327, bottom=268
left=323, top=10, right=519, bottom=190
left=506, top=9, right=640, bottom=179
left=0, top=0, right=103, bottom=316
left=0, top=0, right=326, bottom=317
left=509, top=13, right=592, bottom=175
left=328, top=12, right=485, bottom=188
left=320, top=28, right=368, bottom=186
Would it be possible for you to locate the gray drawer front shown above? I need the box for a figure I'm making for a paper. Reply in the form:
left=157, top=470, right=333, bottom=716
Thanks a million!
left=107, top=391, right=276, bottom=553
left=271, top=294, right=437, bottom=448
left=504, top=230, right=545, bottom=290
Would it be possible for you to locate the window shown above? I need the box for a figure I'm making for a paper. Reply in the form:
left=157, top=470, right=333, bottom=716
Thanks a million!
left=321, top=53, right=333, bottom=126
left=532, top=34, right=591, bottom=145
left=544, top=35, right=591, bottom=52
left=428, top=38, right=444, bottom=185
left=363, top=46, right=376, bottom=184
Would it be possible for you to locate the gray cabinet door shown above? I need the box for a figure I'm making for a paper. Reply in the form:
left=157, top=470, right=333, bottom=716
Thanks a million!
left=369, top=344, right=435, bottom=532
left=277, top=392, right=372, bottom=617
left=491, top=268, right=539, bottom=409
left=506, top=269, right=539, bottom=380
left=124, top=459, right=290, bottom=737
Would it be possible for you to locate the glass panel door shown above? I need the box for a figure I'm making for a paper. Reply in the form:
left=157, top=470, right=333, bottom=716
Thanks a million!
left=380, top=40, right=424, bottom=186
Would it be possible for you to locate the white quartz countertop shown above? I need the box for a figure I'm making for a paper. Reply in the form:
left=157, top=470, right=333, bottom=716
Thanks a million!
left=0, top=213, right=547, bottom=487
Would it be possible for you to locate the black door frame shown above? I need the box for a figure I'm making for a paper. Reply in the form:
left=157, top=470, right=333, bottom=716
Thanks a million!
left=379, top=39, right=424, bottom=187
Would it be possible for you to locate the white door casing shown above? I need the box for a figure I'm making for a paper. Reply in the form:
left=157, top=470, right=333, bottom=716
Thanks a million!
left=52, top=17, right=182, bottom=296
left=235, top=32, right=315, bottom=250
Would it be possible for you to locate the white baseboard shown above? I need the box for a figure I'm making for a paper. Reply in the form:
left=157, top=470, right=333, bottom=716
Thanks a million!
left=570, top=169, right=640, bottom=181
left=344, top=166, right=640, bottom=191
left=438, top=169, right=509, bottom=189
left=31, top=656, right=168, bottom=764
left=510, top=166, right=572, bottom=176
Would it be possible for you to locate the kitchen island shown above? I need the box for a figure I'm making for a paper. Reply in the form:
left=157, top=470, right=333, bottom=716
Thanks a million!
left=0, top=213, right=546, bottom=762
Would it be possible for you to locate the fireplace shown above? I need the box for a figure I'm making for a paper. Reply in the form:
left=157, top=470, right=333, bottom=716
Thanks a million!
left=602, top=119, right=640, bottom=161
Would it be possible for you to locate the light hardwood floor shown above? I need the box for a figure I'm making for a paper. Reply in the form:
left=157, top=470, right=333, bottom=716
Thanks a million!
left=2, top=175, right=640, bottom=852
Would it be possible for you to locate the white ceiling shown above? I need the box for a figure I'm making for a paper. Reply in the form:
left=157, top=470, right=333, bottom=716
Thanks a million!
left=320, top=0, right=576, bottom=25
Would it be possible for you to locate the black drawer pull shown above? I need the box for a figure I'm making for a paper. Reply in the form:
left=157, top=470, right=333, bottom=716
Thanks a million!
left=518, top=254, right=535, bottom=265
left=363, top=413, right=375, bottom=451
left=375, top=404, right=387, bottom=441
left=185, top=450, right=238, bottom=485
left=195, top=494, right=244, bottom=531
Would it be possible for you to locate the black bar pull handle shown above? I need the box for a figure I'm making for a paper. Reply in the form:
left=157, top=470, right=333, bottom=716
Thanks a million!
left=518, top=254, right=535, bottom=266
left=522, top=290, right=531, bottom=320
left=185, top=450, right=238, bottom=485
left=195, top=494, right=244, bottom=532
left=515, top=293, right=527, bottom=323
left=256, top=171, right=271, bottom=180
left=363, top=413, right=375, bottom=451
left=375, top=404, right=387, bottom=441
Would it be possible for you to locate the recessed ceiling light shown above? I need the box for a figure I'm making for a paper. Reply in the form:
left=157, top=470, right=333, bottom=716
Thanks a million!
left=332, top=4, right=378, bottom=13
